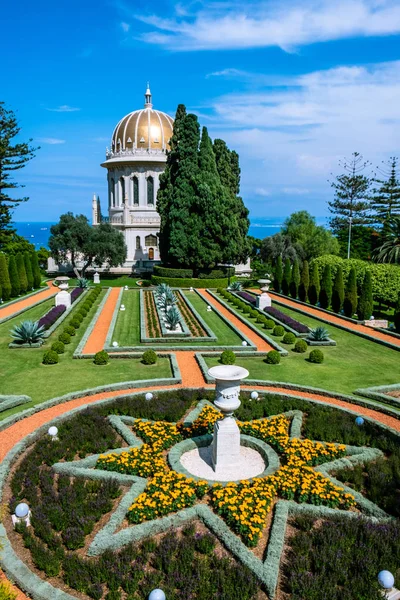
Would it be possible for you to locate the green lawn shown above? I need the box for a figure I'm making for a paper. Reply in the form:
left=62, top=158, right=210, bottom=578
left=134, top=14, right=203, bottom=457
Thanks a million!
left=68, top=276, right=142, bottom=287
left=113, top=290, right=244, bottom=347
left=204, top=302, right=400, bottom=396
left=0, top=292, right=172, bottom=417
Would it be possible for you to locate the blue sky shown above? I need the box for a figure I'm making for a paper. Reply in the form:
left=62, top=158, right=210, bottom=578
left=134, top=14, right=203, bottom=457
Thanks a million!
left=3, top=0, right=400, bottom=224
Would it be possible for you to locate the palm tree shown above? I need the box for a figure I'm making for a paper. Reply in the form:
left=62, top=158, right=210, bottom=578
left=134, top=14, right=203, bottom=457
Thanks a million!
left=373, top=216, right=400, bottom=264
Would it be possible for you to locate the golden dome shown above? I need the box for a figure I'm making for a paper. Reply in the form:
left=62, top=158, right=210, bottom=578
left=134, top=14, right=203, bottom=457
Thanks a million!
left=111, top=85, right=174, bottom=154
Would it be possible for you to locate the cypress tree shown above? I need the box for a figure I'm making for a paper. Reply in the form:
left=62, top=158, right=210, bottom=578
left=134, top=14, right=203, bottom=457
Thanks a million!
left=331, top=265, right=344, bottom=313
left=298, top=260, right=309, bottom=302
left=343, top=267, right=358, bottom=317
left=31, top=252, right=42, bottom=288
left=290, top=259, right=300, bottom=298
left=282, top=258, right=291, bottom=296
left=24, top=252, right=34, bottom=289
left=8, top=254, right=20, bottom=297
left=0, top=253, right=11, bottom=300
left=358, top=270, right=373, bottom=320
left=274, top=256, right=283, bottom=293
left=308, top=262, right=320, bottom=305
left=319, top=265, right=332, bottom=309
left=394, top=293, right=400, bottom=333
left=16, top=253, right=28, bottom=293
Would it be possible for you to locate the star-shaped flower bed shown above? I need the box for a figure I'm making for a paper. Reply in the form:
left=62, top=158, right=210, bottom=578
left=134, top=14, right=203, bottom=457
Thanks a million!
left=52, top=400, right=388, bottom=598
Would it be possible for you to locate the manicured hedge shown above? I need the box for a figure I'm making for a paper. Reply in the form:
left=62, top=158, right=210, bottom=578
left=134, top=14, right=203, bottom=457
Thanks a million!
left=151, top=275, right=231, bottom=288
left=264, top=306, right=309, bottom=334
left=154, top=266, right=235, bottom=279
left=38, top=304, right=66, bottom=330
left=237, top=291, right=257, bottom=305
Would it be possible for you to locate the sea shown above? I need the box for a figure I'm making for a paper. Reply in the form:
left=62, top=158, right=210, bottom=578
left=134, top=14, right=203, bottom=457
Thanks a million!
left=15, top=217, right=328, bottom=249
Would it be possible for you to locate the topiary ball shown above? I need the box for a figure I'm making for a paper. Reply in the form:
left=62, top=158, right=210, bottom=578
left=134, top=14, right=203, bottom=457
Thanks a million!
left=265, top=350, right=281, bottom=364
left=94, top=350, right=109, bottom=365
left=73, top=313, right=83, bottom=324
left=250, top=309, right=259, bottom=319
left=294, top=339, right=308, bottom=353
left=309, top=349, right=324, bottom=363
left=273, top=325, right=285, bottom=337
left=220, top=350, right=236, bottom=365
left=264, top=319, right=275, bottom=330
left=63, top=325, right=76, bottom=337
left=58, top=332, right=71, bottom=345
left=282, top=332, right=296, bottom=344
left=68, top=319, right=80, bottom=330
left=142, top=349, right=157, bottom=365
left=42, top=350, right=59, bottom=365
left=51, top=341, right=65, bottom=354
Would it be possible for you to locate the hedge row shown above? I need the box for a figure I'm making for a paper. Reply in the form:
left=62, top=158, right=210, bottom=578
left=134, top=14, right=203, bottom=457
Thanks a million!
left=151, top=275, right=232, bottom=288
left=153, top=266, right=235, bottom=279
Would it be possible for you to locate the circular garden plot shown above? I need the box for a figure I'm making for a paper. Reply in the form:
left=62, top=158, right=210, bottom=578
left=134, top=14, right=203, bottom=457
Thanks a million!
left=2, top=389, right=399, bottom=600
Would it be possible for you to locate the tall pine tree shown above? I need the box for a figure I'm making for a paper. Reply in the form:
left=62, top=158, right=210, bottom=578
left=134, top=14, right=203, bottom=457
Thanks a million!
left=0, top=253, right=11, bottom=300
left=358, top=270, right=373, bottom=320
left=282, top=258, right=291, bottom=296
left=328, top=152, right=371, bottom=258
left=371, top=157, right=400, bottom=225
left=308, top=262, right=320, bottom=305
left=319, top=265, right=332, bottom=309
left=24, top=252, right=33, bottom=289
left=290, top=259, right=300, bottom=298
left=343, top=267, right=358, bottom=317
left=0, top=103, right=38, bottom=246
left=331, top=265, right=344, bottom=313
left=298, top=260, right=309, bottom=302
left=8, top=254, right=19, bottom=297
left=274, top=256, right=283, bottom=293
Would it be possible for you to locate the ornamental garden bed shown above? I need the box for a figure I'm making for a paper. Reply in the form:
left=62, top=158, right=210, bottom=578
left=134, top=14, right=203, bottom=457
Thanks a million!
left=3, top=389, right=399, bottom=599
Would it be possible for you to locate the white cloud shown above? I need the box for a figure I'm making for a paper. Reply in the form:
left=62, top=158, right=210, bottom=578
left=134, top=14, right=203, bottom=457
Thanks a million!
left=255, top=187, right=271, bottom=196
left=134, top=0, right=400, bottom=51
left=282, top=187, right=310, bottom=195
left=36, top=138, right=66, bottom=144
left=46, top=105, right=80, bottom=113
left=120, top=21, right=130, bottom=32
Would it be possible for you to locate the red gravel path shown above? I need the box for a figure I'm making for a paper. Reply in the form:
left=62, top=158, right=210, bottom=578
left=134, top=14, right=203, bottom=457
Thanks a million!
left=0, top=282, right=56, bottom=321
left=83, top=288, right=120, bottom=354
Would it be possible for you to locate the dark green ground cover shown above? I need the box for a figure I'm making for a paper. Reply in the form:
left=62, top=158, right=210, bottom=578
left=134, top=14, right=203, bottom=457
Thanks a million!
left=8, top=390, right=400, bottom=599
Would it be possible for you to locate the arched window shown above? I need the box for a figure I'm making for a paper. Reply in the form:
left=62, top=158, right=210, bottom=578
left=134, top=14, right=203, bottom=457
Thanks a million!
left=110, top=178, right=115, bottom=207
left=120, top=177, right=125, bottom=204
left=145, top=234, right=158, bottom=247
left=133, top=176, right=139, bottom=205
left=148, top=247, right=154, bottom=260
left=136, top=236, right=140, bottom=250
left=147, top=176, right=154, bottom=205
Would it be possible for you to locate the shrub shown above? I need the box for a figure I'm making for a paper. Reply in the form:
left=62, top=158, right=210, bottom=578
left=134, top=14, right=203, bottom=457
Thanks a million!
left=68, top=319, right=81, bottom=329
left=42, top=350, right=59, bottom=365
left=282, top=258, right=291, bottom=296
left=290, top=258, right=300, bottom=298
left=394, top=293, right=400, bottom=333
left=63, top=326, right=76, bottom=336
left=358, top=270, right=373, bottom=321
left=308, top=326, right=330, bottom=341
left=58, top=332, right=71, bottom=344
left=274, top=255, right=283, bottom=293
left=308, top=262, right=320, bottom=306
left=250, top=309, right=259, bottom=319
left=264, top=306, right=309, bottom=334
left=298, top=260, right=309, bottom=302
left=38, top=304, right=66, bottom=330
left=8, top=255, right=20, bottom=297
left=16, top=253, right=28, bottom=294
left=151, top=275, right=230, bottom=288
left=142, top=349, right=157, bottom=365
left=331, top=265, right=344, bottom=313
left=220, top=350, right=236, bottom=365
left=78, top=277, right=90, bottom=288
left=79, top=308, right=88, bottom=318
left=51, top=341, right=65, bottom=354
left=230, top=281, right=242, bottom=291
left=265, top=350, right=281, bottom=364
left=0, top=253, right=12, bottom=300
left=319, top=265, right=332, bottom=309
left=154, top=265, right=193, bottom=278
left=264, top=319, right=275, bottom=329
left=237, top=291, right=257, bottom=305
left=273, top=325, right=285, bottom=336
left=10, top=320, right=46, bottom=345
left=0, top=582, right=17, bottom=600
left=294, top=339, right=308, bottom=353
left=165, top=305, right=180, bottom=330
left=71, top=287, right=84, bottom=302
left=344, top=267, right=358, bottom=317
left=309, top=349, right=324, bottom=363
left=94, top=350, right=109, bottom=365
left=73, top=312, right=83, bottom=324
left=282, top=332, right=296, bottom=344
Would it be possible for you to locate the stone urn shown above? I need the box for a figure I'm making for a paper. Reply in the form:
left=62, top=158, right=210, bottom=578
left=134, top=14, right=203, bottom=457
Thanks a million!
left=257, top=278, right=272, bottom=309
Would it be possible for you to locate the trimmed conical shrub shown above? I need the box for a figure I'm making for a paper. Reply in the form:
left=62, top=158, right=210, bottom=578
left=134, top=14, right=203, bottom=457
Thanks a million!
left=394, top=293, right=400, bottom=333
left=343, top=267, right=357, bottom=318
left=308, top=262, right=320, bottom=306
left=16, top=253, right=28, bottom=294
left=358, top=270, right=373, bottom=321
left=281, top=258, right=291, bottom=296
left=24, top=252, right=34, bottom=290
left=8, top=255, right=20, bottom=297
left=319, top=265, right=332, bottom=309
left=290, top=259, right=300, bottom=299
left=274, top=256, right=283, bottom=293
left=0, top=253, right=11, bottom=301
left=331, top=266, right=344, bottom=313
left=298, top=260, right=309, bottom=302
left=31, top=253, right=42, bottom=289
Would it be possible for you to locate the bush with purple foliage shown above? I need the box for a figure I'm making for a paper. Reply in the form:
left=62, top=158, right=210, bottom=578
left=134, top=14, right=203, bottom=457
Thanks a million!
left=71, top=287, right=84, bottom=302
left=237, top=291, right=257, bottom=305
left=38, top=305, right=66, bottom=330
left=264, top=306, right=309, bottom=334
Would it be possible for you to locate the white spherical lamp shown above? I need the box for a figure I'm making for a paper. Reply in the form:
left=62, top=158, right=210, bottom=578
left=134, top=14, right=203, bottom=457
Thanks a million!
left=251, top=391, right=259, bottom=400
left=378, top=571, right=395, bottom=590
left=242, top=341, right=248, bottom=347
left=145, top=392, right=153, bottom=401
left=112, top=341, right=119, bottom=348
left=15, top=503, right=29, bottom=519
left=48, top=426, right=58, bottom=438
left=189, top=287, right=194, bottom=292
left=148, top=590, right=166, bottom=600
left=207, top=305, right=212, bottom=311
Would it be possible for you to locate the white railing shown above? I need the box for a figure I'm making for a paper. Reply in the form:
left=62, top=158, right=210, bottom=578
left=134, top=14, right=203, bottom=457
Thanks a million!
left=105, top=148, right=167, bottom=159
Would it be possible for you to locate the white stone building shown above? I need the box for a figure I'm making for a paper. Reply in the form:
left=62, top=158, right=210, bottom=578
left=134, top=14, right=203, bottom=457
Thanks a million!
left=90, top=85, right=251, bottom=276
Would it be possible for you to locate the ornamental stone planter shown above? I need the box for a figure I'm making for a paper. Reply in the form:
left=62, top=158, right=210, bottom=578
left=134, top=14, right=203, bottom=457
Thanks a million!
left=306, top=338, right=337, bottom=346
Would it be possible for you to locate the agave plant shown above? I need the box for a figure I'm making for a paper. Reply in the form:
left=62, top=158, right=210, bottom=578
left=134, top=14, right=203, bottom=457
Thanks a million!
left=10, top=320, right=46, bottom=346
left=155, top=283, right=169, bottom=299
left=308, top=326, right=330, bottom=341
left=230, top=281, right=242, bottom=291
left=78, top=277, right=90, bottom=288
left=165, top=306, right=180, bottom=330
